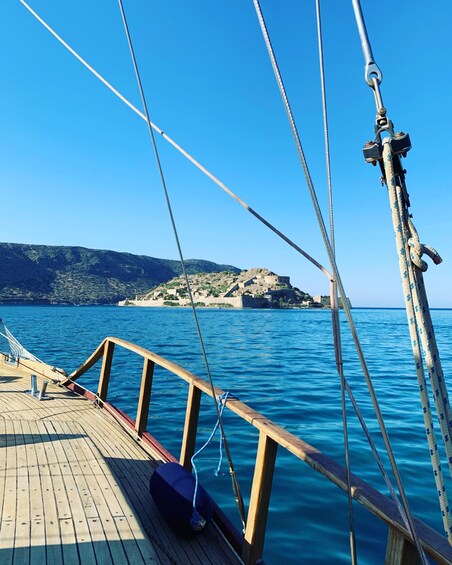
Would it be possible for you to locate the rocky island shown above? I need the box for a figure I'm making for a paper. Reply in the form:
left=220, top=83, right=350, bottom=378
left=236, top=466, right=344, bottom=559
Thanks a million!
left=118, top=268, right=348, bottom=309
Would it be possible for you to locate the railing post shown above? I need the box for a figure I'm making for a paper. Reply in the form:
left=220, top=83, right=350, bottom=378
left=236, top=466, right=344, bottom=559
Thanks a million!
left=135, top=358, right=155, bottom=436
left=180, top=383, right=202, bottom=471
left=97, top=340, right=115, bottom=402
left=242, top=431, right=278, bottom=565
left=385, top=527, right=419, bottom=565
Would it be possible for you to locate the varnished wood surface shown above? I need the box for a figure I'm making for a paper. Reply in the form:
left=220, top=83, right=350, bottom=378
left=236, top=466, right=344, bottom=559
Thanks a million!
left=66, top=336, right=452, bottom=565
left=0, top=365, right=241, bottom=564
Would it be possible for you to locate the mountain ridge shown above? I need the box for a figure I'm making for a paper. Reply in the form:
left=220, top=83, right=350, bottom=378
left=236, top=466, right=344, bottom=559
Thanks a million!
left=0, top=242, right=240, bottom=305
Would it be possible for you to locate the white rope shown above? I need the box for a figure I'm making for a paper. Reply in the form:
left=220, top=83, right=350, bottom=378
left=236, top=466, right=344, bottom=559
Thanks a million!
left=382, top=139, right=452, bottom=541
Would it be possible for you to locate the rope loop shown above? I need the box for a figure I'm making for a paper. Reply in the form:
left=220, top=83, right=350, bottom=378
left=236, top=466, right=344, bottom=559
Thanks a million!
left=424, top=244, right=443, bottom=265
left=407, top=217, right=442, bottom=272
left=383, top=139, right=452, bottom=549
left=408, top=238, right=428, bottom=272
left=190, top=391, right=236, bottom=525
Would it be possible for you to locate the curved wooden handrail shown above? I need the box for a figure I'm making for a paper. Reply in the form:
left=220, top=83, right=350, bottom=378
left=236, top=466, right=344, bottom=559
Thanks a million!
left=63, top=336, right=452, bottom=565
left=65, top=337, right=108, bottom=383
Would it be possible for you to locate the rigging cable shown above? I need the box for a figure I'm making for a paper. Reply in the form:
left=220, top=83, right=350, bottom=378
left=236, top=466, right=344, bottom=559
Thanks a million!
left=315, top=2, right=357, bottom=563
left=252, top=1, right=427, bottom=562
left=352, top=0, right=452, bottom=545
left=117, top=0, right=246, bottom=531
left=19, top=0, right=336, bottom=286
left=0, top=322, right=43, bottom=363
left=20, top=0, right=429, bottom=552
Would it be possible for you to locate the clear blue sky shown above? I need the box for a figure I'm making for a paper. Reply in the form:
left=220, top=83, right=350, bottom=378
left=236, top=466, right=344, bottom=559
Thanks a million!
left=2, top=1, right=451, bottom=307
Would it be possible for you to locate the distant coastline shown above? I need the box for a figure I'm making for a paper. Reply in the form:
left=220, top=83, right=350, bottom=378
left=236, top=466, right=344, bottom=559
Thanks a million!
left=1, top=304, right=450, bottom=310
left=0, top=243, right=354, bottom=307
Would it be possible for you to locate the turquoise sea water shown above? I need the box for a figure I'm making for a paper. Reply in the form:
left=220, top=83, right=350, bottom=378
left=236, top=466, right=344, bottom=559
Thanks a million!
left=2, top=305, right=452, bottom=563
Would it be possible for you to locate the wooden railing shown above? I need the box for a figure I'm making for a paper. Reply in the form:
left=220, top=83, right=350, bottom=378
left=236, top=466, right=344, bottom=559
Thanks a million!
left=66, top=337, right=452, bottom=565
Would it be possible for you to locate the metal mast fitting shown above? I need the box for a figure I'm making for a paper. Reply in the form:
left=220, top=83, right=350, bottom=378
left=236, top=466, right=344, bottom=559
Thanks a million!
left=352, top=2, right=449, bottom=560
left=351, top=0, right=411, bottom=178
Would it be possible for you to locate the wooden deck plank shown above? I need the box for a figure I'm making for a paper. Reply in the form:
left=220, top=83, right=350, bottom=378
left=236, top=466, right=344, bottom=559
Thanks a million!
left=22, top=420, right=46, bottom=564
left=0, top=419, right=7, bottom=536
left=79, top=418, right=236, bottom=564
left=49, top=419, right=124, bottom=564
left=58, top=420, right=160, bottom=564
left=47, top=418, right=132, bottom=564
left=87, top=516, right=112, bottom=564
left=14, top=420, right=31, bottom=565
left=42, top=420, right=98, bottom=564
left=72, top=407, right=217, bottom=564
left=52, top=419, right=160, bottom=564
left=58, top=517, right=79, bottom=564
left=91, top=410, right=240, bottom=564
left=0, top=419, right=17, bottom=564
left=25, top=419, right=63, bottom=565
left=88, top=450, right=172, bottom=565
left=0, top=367, right=240, bottom=564
left=113, top=515, right=158, bottom=564
left=82, top=419, right=216, bottom=565
left=34, top=420, right=79, bottom=564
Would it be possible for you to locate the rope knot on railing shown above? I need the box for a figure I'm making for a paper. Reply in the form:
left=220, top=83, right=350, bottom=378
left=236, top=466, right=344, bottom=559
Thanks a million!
left=407, top=217, right=442, bottom=272
left=217, top=391, right=239, bottom=405
left=189, top=391, right=239, bottom=532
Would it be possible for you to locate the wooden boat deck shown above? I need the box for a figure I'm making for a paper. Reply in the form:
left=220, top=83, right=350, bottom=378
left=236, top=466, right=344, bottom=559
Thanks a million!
left=0, top=366, right=241, bottom=564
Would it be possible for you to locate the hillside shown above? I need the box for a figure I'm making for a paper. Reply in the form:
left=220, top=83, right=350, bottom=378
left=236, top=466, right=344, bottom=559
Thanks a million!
left=0, top=243, right=240, bottom=305
left=121, top=268, right=318, bottom=309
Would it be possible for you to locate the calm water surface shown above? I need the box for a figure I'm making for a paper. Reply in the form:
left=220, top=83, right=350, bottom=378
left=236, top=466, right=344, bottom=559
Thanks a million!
left=2, top=305, right=452, bottom=563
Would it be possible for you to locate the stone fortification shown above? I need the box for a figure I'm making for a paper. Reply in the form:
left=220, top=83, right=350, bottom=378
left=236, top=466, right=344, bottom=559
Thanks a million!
left=119, top=268, right=317, bottom=309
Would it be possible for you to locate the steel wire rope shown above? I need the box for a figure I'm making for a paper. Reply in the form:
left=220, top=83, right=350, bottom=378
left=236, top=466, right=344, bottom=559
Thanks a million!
left=315, top=2, right=357, bottom=563
left=117, top=0, right=246, bottom=531
left=19, top=0, right=424, bottom=552
left=18, top=0, right=335, bottom=286
left=252, top=1, right=427, bottom=562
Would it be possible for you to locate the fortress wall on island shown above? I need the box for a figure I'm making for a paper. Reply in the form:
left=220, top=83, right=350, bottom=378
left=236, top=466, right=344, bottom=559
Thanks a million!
left=118, top=295, right=269, bottom=308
